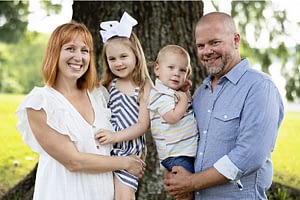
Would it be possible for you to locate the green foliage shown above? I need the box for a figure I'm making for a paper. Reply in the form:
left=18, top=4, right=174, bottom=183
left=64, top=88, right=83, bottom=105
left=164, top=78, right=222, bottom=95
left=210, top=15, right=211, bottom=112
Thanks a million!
left=0, top=1, right=29, bottom=43
left=229, top=1, right=300, bottom=101
left=0, top=31, right=47, bottom=94
left=282, top=44, right=300, bottom=101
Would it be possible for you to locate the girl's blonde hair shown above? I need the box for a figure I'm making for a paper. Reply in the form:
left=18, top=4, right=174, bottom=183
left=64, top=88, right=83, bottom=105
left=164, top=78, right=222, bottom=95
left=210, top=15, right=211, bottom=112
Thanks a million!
left=155, top=44, right=192, bottom=77
left=42, top=21, right=97, bottom=90
left=100, top=32, right=151, bottom=99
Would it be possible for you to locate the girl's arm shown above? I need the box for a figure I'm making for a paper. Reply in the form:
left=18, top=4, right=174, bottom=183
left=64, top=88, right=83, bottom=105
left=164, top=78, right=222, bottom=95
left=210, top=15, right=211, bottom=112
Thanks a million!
left=96, top=80, right=152, bottom=144
left=162, top=90, right=190, bottom=124
left=27, top=108, right=145, bottom=177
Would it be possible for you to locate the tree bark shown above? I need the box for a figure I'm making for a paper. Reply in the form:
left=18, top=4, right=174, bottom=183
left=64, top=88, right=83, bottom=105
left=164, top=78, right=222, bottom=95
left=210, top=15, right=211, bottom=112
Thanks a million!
left=0, top=164, right=37, bottom=200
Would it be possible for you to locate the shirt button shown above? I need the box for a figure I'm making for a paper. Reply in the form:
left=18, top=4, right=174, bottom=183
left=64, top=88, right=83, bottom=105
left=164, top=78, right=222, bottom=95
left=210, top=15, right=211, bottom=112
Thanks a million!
left=208, top=109, right=211, bottom=113
left=199, top=152, right=203, bottom=156
left=223, top=115, right=228, bottom=119
left=203, top=130, right=207, bottom=134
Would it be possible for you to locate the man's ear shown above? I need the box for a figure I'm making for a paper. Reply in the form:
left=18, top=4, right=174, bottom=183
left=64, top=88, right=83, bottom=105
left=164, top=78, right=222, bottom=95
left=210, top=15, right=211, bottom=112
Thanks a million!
left=233, top=32, right=240, bottom=49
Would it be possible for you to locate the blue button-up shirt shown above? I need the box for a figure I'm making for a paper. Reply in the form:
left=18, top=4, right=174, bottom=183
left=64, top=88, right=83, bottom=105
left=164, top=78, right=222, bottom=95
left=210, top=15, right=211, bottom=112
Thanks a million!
left=193, top=58, right=284, bottom=199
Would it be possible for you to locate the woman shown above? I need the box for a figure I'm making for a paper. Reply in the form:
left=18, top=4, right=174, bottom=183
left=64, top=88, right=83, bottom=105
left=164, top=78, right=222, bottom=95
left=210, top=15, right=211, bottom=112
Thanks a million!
left=16, top=21, right=145, bottom=200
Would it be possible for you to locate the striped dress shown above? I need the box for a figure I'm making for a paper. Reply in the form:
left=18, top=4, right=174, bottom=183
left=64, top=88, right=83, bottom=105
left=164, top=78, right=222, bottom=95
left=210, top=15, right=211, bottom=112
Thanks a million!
left=108, top=78, right=146, bottom=190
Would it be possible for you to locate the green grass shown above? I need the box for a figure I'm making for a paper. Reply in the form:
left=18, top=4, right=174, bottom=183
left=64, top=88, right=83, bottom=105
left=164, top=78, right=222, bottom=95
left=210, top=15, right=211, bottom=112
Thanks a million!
left=0, top=93, right=38, bottom=194
left=0, top=93, right=299, bottom=195
left=272, top=111, right=300, bottom=189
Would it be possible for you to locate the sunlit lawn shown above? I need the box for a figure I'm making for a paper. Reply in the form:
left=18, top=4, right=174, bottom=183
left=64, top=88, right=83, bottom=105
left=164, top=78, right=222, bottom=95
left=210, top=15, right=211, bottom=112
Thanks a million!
left=0, top=93, right=38, bottom=195
left=0, top=93, right=299, bottom=195
left=272, top=111, right=300, bottom=189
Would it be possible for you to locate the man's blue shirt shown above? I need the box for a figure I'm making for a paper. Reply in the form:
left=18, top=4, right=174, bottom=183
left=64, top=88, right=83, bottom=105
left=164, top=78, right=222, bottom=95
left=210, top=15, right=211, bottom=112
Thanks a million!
left=193, top=58, right=284, bottom=199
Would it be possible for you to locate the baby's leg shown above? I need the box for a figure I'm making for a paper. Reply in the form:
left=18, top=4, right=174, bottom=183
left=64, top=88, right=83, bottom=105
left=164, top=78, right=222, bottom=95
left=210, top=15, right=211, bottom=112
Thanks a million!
left=114, top=175, right=136, bottom=200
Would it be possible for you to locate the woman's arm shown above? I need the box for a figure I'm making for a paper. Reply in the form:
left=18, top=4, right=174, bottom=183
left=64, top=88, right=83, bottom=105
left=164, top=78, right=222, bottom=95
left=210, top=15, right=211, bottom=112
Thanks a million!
left=27, top=108, right=145, bottom=177
left=96, top=80, right=152, bottom=144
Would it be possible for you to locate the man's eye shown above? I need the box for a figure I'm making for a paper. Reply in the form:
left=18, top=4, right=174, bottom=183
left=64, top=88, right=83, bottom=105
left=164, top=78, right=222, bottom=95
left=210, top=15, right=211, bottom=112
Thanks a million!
left=212, top=41, right=221, bottom=46
left=197, top=44, right=204, bottom=50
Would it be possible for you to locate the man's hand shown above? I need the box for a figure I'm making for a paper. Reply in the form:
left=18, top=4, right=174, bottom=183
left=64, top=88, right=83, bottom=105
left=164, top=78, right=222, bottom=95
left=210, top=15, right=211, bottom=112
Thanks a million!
left=164, top=166, right=194, bottom=198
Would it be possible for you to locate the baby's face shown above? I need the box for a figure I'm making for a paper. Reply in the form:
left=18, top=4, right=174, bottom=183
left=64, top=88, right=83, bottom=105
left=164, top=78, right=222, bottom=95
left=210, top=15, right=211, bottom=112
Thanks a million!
left=155, top=52, right=189, bottom=90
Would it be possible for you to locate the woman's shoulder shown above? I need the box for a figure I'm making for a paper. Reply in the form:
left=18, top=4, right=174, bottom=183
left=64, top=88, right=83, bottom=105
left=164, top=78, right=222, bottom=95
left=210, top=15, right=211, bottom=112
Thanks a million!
left=90, top=84, right=110, bottom=105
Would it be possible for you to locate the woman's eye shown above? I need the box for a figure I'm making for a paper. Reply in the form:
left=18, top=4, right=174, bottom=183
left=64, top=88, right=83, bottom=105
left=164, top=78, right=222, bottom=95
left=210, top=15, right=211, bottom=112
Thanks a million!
left=66, top=47, right=75, bottom=52
left=82, top=49, right=89, bottom=53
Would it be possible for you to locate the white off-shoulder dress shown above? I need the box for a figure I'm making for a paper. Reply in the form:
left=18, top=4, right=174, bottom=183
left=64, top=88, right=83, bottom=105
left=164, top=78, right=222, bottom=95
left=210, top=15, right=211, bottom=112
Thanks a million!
left=16, top=86, right=114, bottom=200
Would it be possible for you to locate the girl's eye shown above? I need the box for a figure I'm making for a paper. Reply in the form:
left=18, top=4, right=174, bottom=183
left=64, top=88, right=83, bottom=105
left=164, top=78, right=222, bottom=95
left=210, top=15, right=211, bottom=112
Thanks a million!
left=168, top=65, right=174, bottom=69
left=108, top=57, right=116, bottom=61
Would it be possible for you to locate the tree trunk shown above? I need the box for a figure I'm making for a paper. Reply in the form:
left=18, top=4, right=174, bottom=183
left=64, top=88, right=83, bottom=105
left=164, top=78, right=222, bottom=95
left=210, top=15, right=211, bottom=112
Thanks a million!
left=0, top=164, right=37, bottom=200
left=73, top=2, right=204, bottom=199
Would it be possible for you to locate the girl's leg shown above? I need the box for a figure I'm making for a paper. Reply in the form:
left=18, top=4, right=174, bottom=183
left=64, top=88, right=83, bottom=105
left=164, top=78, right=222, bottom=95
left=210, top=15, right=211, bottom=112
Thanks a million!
left=114, top=175, right=136, bottom=200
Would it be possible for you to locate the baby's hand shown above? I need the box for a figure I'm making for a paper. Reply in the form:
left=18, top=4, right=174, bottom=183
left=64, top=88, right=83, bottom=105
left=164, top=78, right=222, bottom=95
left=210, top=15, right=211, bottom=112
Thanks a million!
left=95, top=129, right=117, bottom=144
left=180, top=79, right=192, bottom=92
left=175, top=90, right=190, bottom=103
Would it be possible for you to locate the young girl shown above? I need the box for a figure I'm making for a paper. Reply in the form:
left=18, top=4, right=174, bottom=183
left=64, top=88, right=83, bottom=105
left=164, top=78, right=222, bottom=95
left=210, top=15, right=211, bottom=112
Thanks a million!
left=95, top=12, right=153, bottom=200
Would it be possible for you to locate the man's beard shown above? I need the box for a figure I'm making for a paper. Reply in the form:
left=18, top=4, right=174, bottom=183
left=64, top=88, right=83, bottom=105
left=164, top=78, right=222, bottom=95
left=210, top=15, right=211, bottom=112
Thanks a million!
left=206, top=64, right=224, bottom=75
left=204, top=53, right=231, bottom=75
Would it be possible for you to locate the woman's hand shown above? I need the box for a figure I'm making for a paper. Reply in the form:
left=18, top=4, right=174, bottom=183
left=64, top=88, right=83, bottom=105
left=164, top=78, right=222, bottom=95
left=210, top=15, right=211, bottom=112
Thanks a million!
left=124, top=155, right=146, bottom=179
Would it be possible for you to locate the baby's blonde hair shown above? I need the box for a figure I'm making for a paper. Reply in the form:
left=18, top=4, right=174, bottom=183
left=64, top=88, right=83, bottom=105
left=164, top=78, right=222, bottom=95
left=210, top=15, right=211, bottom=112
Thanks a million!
left=155, top=44, right=192, bottom=77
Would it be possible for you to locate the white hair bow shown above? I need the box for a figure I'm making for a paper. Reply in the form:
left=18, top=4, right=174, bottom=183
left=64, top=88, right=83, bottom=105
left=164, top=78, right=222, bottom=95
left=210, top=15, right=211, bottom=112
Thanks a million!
left=99, top=12, right=137, bottom=43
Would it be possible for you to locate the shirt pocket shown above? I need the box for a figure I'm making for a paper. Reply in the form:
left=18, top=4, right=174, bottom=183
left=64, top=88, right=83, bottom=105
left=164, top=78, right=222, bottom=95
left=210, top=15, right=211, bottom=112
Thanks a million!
left=211, top=110, right=240, bottom=142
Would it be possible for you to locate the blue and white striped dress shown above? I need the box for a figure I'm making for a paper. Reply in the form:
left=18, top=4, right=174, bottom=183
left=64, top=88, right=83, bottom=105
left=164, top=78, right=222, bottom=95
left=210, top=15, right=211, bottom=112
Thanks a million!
left=108, top=78, right=146, bottom=190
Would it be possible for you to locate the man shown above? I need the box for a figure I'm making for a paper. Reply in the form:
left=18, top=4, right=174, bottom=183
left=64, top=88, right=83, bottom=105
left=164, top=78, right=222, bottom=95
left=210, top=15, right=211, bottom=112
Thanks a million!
left=164, top=12, right=284, bottom=199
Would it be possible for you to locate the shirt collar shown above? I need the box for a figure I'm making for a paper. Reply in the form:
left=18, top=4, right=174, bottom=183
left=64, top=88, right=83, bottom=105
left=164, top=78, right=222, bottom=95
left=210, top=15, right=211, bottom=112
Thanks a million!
left=203, top=58, right=249, bottom=88
left=154, top=79, right=175, bottom=96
